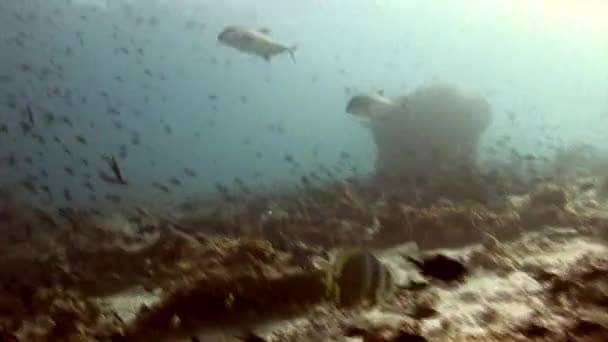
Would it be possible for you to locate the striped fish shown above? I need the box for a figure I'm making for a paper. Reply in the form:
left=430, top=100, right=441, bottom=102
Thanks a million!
left=324, top=249, right=395, bottom=308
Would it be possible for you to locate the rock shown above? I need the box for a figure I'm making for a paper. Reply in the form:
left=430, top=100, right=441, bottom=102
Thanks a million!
left=529, top=184, right=568, bottom=210
left=368, top=83, right=492, bottom=182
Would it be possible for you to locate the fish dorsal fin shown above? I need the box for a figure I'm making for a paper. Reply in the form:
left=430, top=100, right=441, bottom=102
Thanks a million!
left=258, top=27, right=271, bottom=35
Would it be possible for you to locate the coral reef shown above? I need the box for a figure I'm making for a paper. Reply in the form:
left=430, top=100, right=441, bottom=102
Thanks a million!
left=367, top=83, right=493, bottom=183
left=3, top=167, right=608, bottom=341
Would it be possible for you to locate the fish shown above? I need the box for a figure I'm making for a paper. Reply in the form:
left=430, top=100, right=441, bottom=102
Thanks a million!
left=405, top=253, right=467, bottom=282
left=109, top=155, right=127, bottom=184
left=74, top=135, right=87, bottom=145
left=25, top=105, right=34, bottom=125
left=345, top=93, right=396, bottom=119
left=217, top=26, right=297, bottom=62
left=324, top=249, right=395, bottom=308
left=100, top=155, right=128, bottom=185
left=183, top=168, right=197, bottom=178
left=152, top=182, right=171, bottom=193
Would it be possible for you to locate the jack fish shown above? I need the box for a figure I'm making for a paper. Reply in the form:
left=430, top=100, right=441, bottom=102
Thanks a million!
left=218, top=26, right=297, bottom=62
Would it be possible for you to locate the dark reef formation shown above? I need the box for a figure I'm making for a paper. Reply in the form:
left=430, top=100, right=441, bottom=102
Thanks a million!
left=369, top=83, right=493, bottom=183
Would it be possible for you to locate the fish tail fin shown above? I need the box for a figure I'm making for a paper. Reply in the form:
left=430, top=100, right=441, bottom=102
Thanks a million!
left=288, top=45, right=297, bottom=62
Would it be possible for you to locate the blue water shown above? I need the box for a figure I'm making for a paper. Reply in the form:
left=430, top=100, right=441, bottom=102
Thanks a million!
left=1, top=0, right=607, bottom=210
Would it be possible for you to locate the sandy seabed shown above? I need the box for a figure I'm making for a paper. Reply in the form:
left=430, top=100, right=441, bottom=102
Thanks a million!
left=2, top=176, right=608, bottom=341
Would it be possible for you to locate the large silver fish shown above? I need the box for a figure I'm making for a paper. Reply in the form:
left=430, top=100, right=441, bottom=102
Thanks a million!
left=217, top=26, right=297, bottom=62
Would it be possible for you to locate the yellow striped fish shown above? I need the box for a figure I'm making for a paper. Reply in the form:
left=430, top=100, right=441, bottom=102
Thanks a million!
left=324, top=249, right=396, bottom=308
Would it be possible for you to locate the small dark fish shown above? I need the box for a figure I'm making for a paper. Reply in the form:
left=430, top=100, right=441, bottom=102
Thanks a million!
left=118, top=149, right=128, bottom=160
left=75, top=135, right=87, bottom=144
left=83, top=181, right=94, bottom=191
left=100, top=155, right=128, bottom=185
left=300, top=175, right=311, bottom=186
left=6, top=154, right=17, bottom=167
left=107, top=106, right=120, bottom=116
left=152, top=182, right=171, bottom=193
left=183, top=168, right=197, bottom=178
left=109, top=155, right=128, bottom=184
left=215, top=182, right=230, bottom=194
left=59, top=116, right=73, bottom=127
left=405, top=253, right=467, bottom=282
left=523, top=153, right=536, bottom=161
left=31, top=133, right=46, bottom=144
left=25, top=105, right=34, bottom=124
left=19, top=121, right=31, bottom=134
left=309, top=171, right=322, bottom=181
left=62, top=146, right=73, bottom=157
left=63, top=189, right=72, bottom=202
left=233, top=177, right=252, bottom=194
left=112, top=120, right=123, bottom=129
left=214, top=182, right=234, bottom=202
left=168, top=178, right=182, bottom=186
